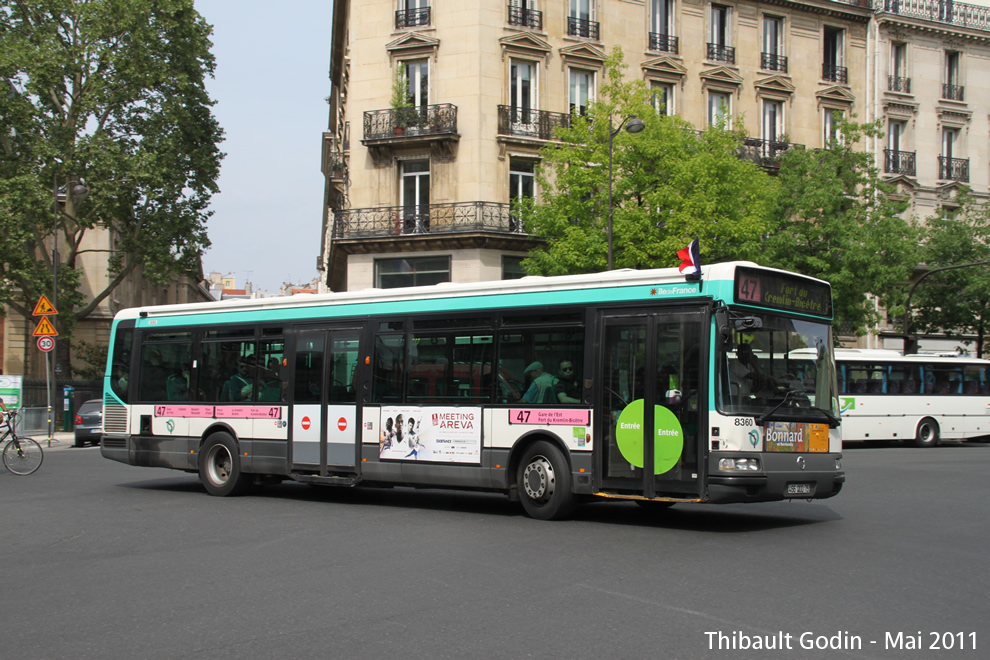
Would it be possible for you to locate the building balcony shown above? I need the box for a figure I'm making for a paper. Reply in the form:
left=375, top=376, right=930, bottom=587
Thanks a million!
left=508, top=5, right=542, bottom=29
left=761, top=52, right=788, bottom=73
left=707, top=43, right=735, bottom=64
left=939, top=156, right=969, bottom=182
left=888, top=75, right=911, bottom=93
left=362, top=104, right=458, bottom=161
left=497, top=106, right=571, bottom=141
left=823, top=64, right=848, bottom=84
left=395, top=7, right=430, bottom=29
left=884, top=149, right=916, bottom=176
left=942, top=84, right=965, bottom=101
left=649, top=32, right=679, bottom=54
left=738, top=137, right=801, bottom=171
left=567, top=16, right=599, bottom=39
left=333, top=202, right=528, bottom=240
left=879, top=0, right=990, bottom=31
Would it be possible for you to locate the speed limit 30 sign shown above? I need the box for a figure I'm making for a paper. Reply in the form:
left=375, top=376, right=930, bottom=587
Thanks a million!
left=37, top=336, right=55, bottom=353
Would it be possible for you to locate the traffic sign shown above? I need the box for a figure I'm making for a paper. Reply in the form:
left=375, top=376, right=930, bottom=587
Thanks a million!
left=32, top=295, right=58, bottom=316
left=37, top=336, right=55, bottom=353
left=32, top=317, right=58, bottom=337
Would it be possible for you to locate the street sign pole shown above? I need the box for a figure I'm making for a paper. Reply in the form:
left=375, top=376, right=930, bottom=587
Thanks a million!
left=45, top=351, right=52, bottom=448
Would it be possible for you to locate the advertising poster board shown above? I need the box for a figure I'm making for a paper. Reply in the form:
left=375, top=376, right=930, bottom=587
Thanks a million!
left=379, top=406, right=482, bottom=463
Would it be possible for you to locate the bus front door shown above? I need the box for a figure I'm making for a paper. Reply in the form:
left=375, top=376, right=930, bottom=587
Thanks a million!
left=291, top=327, right=363, bottom=474
left=598, top=309, right=706, bottom=500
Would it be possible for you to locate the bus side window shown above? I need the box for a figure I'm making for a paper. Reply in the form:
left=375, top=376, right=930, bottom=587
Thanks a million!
left=373, top=334, right=405, bottom=403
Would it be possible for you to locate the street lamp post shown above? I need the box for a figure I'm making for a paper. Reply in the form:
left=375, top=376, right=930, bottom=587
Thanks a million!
left=607, top=115, right=645, bottom=270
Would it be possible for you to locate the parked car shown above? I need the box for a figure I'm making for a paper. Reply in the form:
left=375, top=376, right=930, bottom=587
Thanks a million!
left=74, top=399, right=103, bottom=447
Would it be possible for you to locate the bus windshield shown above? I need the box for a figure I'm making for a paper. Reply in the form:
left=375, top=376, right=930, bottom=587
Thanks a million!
left=717, top=311, right=838, bottom=425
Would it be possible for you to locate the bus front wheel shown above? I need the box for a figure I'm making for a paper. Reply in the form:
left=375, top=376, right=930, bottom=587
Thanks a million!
left=914, top=418, right=940, bottom=448
left=199, top=432, right=251, bottom=496
left=517, top=441, right=575, bottom=521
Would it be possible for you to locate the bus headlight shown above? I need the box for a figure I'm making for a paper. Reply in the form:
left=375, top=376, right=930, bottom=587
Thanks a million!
left=718, top=458, right=761, bottom=471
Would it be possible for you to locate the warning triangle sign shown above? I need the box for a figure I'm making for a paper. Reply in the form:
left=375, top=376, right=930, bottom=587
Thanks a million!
left=33, top=317, right=58, bottom=337
left=32, top=295, right=58, bottom=316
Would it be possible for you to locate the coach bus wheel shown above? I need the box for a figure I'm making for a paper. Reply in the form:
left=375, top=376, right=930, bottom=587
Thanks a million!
left=517, top=441, right=575, bottom=521
left=913, top=418, right=940, bottom=448
left=199, top=432, right=250, bottom=496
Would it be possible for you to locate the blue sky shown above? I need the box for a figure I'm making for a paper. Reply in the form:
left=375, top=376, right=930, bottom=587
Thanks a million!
left=195, top=1, right=333, bottom=293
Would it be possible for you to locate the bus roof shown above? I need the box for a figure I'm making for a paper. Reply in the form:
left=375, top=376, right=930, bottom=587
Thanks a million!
left=114, top=261, right=830, bottom=326
left=836, top=348, right=990, bottom=365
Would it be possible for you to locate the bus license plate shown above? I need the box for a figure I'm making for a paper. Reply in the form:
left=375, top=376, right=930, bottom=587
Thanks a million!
left=787, top=483, right=812, bottom=495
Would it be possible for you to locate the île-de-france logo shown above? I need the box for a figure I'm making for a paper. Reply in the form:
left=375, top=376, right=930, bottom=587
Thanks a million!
left=166, top=419, right=175, bottom=433
left=748, top=429, right=760, bottom=447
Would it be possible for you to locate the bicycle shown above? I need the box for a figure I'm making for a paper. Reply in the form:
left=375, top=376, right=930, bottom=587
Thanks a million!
left=1, top=409, right=44, bottom=475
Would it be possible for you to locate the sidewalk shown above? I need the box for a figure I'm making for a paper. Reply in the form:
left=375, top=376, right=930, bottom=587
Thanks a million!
left=21, top=431, right=78, bottom=452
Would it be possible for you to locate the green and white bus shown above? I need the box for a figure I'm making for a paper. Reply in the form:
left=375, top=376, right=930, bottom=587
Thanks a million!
left=101, top=261, right=844, bottom=519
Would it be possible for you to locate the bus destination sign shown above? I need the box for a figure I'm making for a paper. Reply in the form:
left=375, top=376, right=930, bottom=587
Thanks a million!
left=734, top=267, right=832, bottom=317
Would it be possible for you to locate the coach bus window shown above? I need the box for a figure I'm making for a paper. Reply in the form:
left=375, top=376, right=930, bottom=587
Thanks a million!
left=137, top=334, right=193, bottom=402
left=963, top=366, right=987, bottom=394
left=252, top=339, right=285, bottom=402
left=497, top=326, right=585, bottom=405
left=109, top=328, right=134, bottom=403
left=373, top=334, right=406, bottom=402
left=294, top=333, right=324, bottom=404
left=200, top=339, right=258, bottom=402
left=409, top=332, right=494, bottom=403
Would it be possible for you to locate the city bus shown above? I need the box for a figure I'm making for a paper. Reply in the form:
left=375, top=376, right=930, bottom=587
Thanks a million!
left=100, top=262, right=844, bottom=519
left=836, top=348, right=990, bottom=447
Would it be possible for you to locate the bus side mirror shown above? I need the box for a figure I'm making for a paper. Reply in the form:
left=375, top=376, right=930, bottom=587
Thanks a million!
left=714, top=308, right=733, bottom=350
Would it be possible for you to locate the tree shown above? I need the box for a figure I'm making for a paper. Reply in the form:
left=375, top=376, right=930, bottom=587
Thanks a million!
left=761, top=119, right=918, bottom=336
left=523, top=47, right=777, bottom=276
left=0, top=0, right=223, bottom=371
left=910, top=192, right=990, bottom=357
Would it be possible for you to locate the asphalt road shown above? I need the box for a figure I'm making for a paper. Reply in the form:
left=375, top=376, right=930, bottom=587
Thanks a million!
left=2, top=441, right=988, bottom=659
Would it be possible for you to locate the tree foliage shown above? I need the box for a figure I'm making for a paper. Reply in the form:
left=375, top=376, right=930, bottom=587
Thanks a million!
left=910, top=192, right=990, bottom=357
left=523, top=47, right=777, bottom=275
left=761, top=120, right=918, bottom=335
left=0, top=0, right=223, bottom=329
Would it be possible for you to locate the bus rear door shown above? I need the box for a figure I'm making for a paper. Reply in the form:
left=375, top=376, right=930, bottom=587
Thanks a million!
left=598, top=308, right=707, bottom=500
left=290, top=326, right=363, bottom=474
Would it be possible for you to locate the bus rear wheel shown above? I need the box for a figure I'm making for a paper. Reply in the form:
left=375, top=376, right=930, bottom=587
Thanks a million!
left=199, top=432, right=251, bottom=496
left=517, top=441, right=575, bottom=521
left=913, top=418, right=940, bottom=448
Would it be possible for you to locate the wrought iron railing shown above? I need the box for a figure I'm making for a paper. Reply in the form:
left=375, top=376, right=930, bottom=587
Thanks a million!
left=823, top=64, right=849, bottom=83
left=879, top=0, right=990, bottom=30
left=707, top=43, right=735, bottom=64
left=942, top=84, right=965, bottom=101
left=649, top=33, right=679, bottom=54
left=567, top=17, right=600, bottom=39
left=884, top=149, right=916, bottom=175
left=939, top=156, right=969, bottom=182
left=738, top=137, right=801, bottom=169
left=508, top=5, right=542, bottom=29
left=888, top=75, right=911, bottom=92
left=761, top=52, right=788, bottom=73
left=497, top=106, right=571, bottom=140
left=363, top=104, right=458, bottom=141
left=333, top=202, right=526, bottom=239
left=396, top=7, right=431, bottom=29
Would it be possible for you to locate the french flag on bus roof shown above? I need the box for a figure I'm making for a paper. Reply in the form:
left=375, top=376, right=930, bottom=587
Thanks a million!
left=677, top=238, right=701, bottom=281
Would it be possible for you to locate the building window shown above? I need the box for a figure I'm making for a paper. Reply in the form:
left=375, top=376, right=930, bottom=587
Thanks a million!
left=707, top=91, right=731, bottom=128
left=400, top=160, right=430, bottom=234
left=943, top=51, right=964, bottom=100
left=509, top=159, right=536, bottom=202
left=889, top=43, right=909, bottom=92
left=762, top=99, right=782, bottom=143
left=823, top=108, right=843, bottom=146
left=823, top=27, right=846, bottom=83
left=376, top=256, right=451, bottom=289
left=762, top=16, right=786, bottom=72
left=568, top=0, right=599, bottom=39
left=508, top=0, right=542, bottom=30
left=708, top=5, right=734, bottom=63
left=651, top=81, right=674, bottom=116
left=885, top=120, right=915, bottom=175
left=569, top=68, right=594, bottom=116
left=503, top=256, right=527, bottom=280
left=650, top=0, right=677, bottom=53
left=404, top=58, right=429, bottom=109
left=510, top=59, right=536, bottom=116
left=396, top=0, right=431, bottom=29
